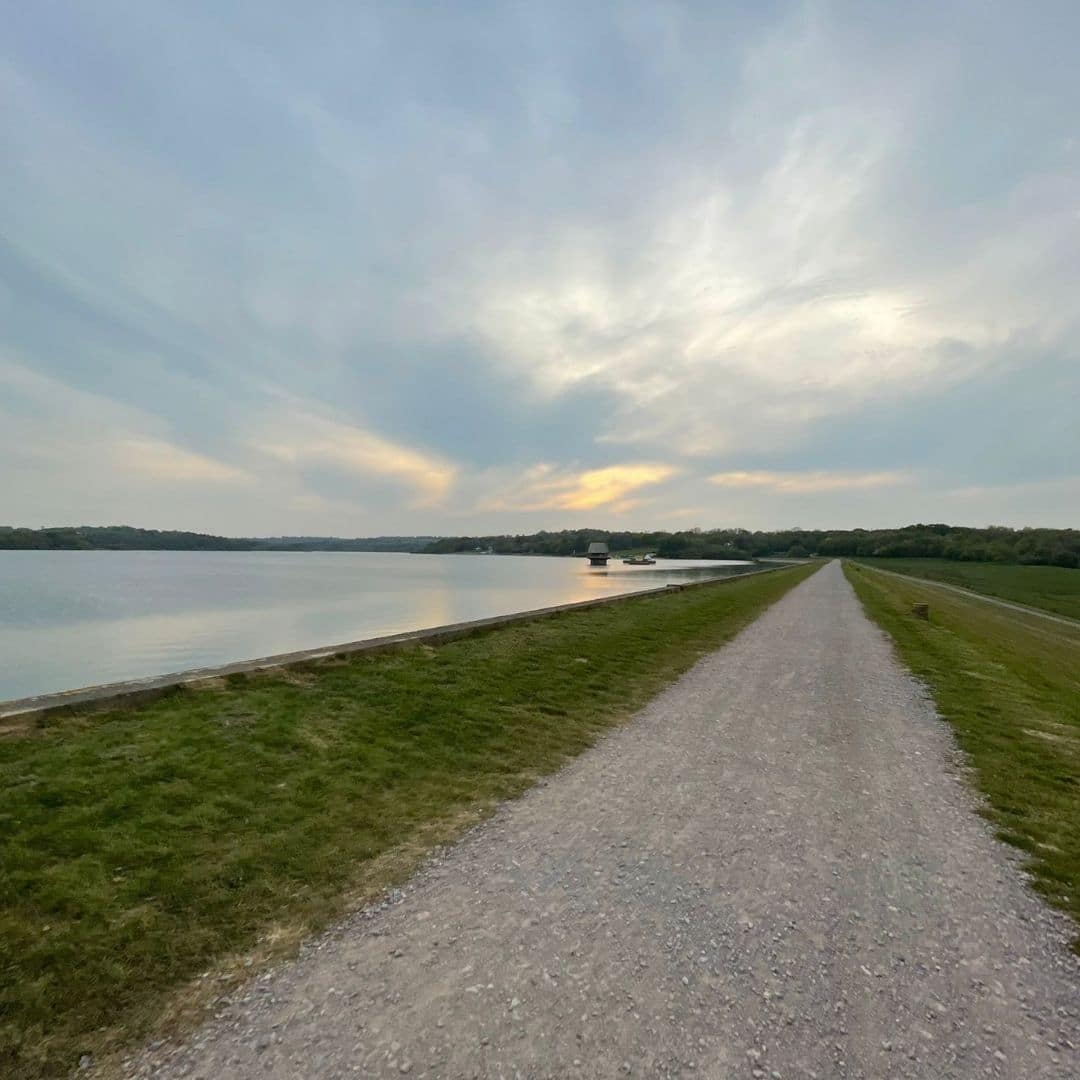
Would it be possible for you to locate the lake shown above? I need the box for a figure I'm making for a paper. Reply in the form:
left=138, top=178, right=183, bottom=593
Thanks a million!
left=0, top=551, right=755, bottom=702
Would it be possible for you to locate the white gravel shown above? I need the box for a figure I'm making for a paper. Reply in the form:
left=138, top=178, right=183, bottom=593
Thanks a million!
left=128, top=561, right=1079, bottom=1079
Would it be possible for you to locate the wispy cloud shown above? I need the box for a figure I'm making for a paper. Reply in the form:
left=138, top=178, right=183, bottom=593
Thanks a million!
left=115, top=439, right=250, bottom=484
left=709, top=470, right=911, bottom=495
left=481, top=462, right=678, bottom=513
left=254, top=412, right=458, bottom=507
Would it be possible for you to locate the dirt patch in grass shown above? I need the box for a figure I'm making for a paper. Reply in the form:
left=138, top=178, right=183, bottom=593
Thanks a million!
left=0, top=564, right=817, bottom=1080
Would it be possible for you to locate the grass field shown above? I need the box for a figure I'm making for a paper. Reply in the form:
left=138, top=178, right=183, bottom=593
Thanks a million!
left=0, top=563, right=816, bottom=1080
left=844, top=562, right=1080, bottom=953
left=855, top=558, right=1080, bottom=620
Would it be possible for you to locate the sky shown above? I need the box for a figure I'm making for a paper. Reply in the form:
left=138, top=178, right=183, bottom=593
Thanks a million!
left=2, top=1, right=1078, bottom=536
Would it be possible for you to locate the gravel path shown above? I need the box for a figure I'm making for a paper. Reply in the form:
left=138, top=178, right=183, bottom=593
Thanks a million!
left=130, top=561, right=1079, bottom=1079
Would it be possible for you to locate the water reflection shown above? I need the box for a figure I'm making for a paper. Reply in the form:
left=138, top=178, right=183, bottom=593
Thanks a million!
left=0, top=551, right=755, bottom=701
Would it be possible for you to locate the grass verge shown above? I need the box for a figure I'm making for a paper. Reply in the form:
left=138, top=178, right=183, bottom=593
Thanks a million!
left=0, top=563, right=816, bottom=1079
left=844, top=562, right=1080, bottom=951
left=854, top=557, right=1080, bottom=620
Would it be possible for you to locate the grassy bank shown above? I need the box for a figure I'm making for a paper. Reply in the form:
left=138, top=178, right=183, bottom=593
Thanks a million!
left=854, top=557, right=1080, bottom=620
left=0, top=564, right=816, bottom=1079
left=844, top=562, right=1080, bottom=951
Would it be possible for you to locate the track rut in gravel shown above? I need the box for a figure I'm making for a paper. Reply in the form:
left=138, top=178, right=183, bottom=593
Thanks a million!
left=131, top=560, right=1079, bottom=1079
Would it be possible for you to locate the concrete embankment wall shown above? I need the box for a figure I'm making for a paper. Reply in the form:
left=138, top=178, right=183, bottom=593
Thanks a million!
left=0, top=565, right=793, bottom=731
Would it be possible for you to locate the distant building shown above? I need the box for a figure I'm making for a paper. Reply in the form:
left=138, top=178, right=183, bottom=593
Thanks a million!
left=587, top=541, right=610, bottom=566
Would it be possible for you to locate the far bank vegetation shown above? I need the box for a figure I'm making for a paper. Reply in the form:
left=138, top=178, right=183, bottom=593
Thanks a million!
left=2, top=523, right=1078, bottom=568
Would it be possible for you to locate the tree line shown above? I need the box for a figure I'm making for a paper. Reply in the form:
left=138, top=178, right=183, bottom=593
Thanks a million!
left=0, top=526, right=433, bottom=552
left=424, top=524, right=1080, bottom=567
left=3, top=523, right=1077, bottom=567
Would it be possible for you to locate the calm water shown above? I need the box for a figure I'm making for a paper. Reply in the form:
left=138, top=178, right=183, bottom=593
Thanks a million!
left=0, top=551, right=754, bottom=701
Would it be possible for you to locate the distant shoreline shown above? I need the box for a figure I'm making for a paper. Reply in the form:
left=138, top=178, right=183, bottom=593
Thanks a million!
left=2, top=523, right=1077, bottom=566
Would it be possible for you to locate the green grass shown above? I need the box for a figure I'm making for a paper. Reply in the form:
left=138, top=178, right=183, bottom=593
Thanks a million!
left=855, top=558, right=1080, bottom=620
left=0, top=564, right=815, bottom=1079
left=844, top=562, right=1080, bottom=952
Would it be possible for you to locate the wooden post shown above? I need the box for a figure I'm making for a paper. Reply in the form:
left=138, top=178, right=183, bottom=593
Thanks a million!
left=912, top=602, right=929, bottom=620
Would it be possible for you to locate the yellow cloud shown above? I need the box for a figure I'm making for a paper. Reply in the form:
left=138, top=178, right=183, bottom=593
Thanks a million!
left=115, top=439, right=250, bottom=484
left=708, top=469, right=909, bottom=494
left=482, top=462, right=677, bottom=512
left=256, top=415, right=457, bottom=506
left=544, top=464, right=678, bottom=510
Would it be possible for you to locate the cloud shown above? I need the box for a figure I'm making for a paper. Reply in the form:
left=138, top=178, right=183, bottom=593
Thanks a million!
left=254, top=412, right=457, bottom=507
left=481, top=462, right=678, bottom=513
left=709, top=470, right=911, bottom=495
left=546, top=464, right=679, bottom=510
left=114, top=439, right=250, bottom=484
